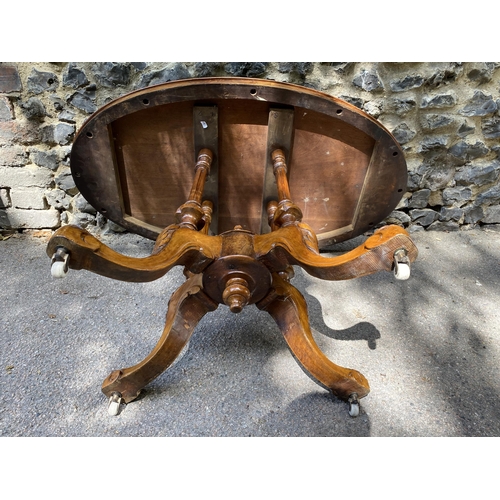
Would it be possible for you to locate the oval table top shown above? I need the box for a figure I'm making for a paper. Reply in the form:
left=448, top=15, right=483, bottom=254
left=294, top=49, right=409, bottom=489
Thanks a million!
left=70, top=77, right=407, bottom=247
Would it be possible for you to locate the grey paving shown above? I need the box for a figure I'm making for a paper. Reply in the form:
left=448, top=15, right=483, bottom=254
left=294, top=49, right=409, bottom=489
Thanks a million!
left=1, top=227, right=500, bottom=436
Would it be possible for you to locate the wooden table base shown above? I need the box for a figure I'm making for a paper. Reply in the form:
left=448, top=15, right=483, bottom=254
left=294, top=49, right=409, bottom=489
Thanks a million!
left=47, top=149, right=417, bottom=417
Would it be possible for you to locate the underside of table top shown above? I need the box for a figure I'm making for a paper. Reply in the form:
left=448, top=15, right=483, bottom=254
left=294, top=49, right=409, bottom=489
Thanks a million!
left=70, top=77, right=407, bottom=247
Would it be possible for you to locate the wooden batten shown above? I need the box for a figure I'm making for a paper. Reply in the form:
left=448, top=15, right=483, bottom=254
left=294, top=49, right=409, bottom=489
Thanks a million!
left=260, top=107, right=295, bottom=234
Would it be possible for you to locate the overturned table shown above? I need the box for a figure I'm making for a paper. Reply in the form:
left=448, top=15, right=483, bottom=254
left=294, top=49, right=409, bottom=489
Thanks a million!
left=47, top=77, right=418, bottom=417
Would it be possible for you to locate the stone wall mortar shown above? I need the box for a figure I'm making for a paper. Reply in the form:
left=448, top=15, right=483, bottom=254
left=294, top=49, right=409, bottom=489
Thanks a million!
left=1, top=61, right=500, bottom=235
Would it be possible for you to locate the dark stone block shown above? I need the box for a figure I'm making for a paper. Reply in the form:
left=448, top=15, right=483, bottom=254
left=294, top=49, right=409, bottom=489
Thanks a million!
left=137, top=63, right=191, bottom=89
left=50, top=95, right=65, bottom=112
left=353, top=70, right=383, bottom=92
left=30, top=149, right=59, bottom=170
left=40, top=126, right=53, bottom=145
left=421, top=93, right=456, bottom=108
left=464, top=206, right=484, bottom=224
left=20, top=97, right=46, bottom=120
left=41, top=123, right=75, bottom=146
left=193, top=62, right=223, bottom=77
left=439, top=207, right=464, bottom=222
left=324, top=62, right=354, bottom=74
left=68, top=90, right=97, bottom=114
left=449, top=140, right=489, bottom=162
left=417, top=135, right=448, bottom=153
left=277, top=62, right=295, bottom=73
left=58, top=109, right=76, bottom=123
left=483, top=205, right=500, bottom=223
left=277, top=62, right=312, bottom=75
left=73, top=193, right=96, bottom=214
left=246, top=63, right=268, bottom=77
left=467, top=63, right=497, bottom=84
left=410, top=208, right=438, bottom=226
left=301, top=80, right=322, bottom=91
left=409, top=189, right=431, bottom=209
left=423, top=165, right=456, bottom=190
left=392, top=123, right=416, bottom=145
left=390, top=75, right=424, bottom=92
left=384, top=210, right=411, bottom=226
left=421, top=114, right=453, bottom=131
left=54, top=123, right=75, bottom=145
left=474, top=184, right=500, bottom=206
left=226, top=62, right=268, bottom=77
left=130, top=62, right=148, bottom=71
left=92, top=62, right=131, bottom=87
left=425, top=66, right=460, bottom=87
left=442, top=186, right=473, bottom=205
left=460, top=91, right=497, bottom=116
left=388, top=98, right=416, bottom=116
left=457, top=121, right=475, bottom=137
left=415, top=161, right=456, bottom=190
left=482, top=118, right=500, bottom=139
left=27, top=69, right=58, bottom=94
left=63, top=63, right=89, bottom=89
left=455, top=160, right=500, bottom=187
left=339, top=95, right=364, bottom=109
left=0, top=65, right=22, bottom=93
left=296, top=62, right=313, bottom=74
left=407, top=172, right=421, bottom=190
left=55, top=168, right=78, bottom=195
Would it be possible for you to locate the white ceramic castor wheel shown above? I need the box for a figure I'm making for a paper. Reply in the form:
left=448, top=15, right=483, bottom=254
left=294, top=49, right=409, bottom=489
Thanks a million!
left=51, top=260, right=68, bottom=278
left=50, top=248, right=70, bottom=279
left=393, top=248, right=411, bottom=280
left=108, top=392, right=124, bottom=416
left=348, top=393, right=360, bottom=417
left=394, top=260, right=411, bottom=280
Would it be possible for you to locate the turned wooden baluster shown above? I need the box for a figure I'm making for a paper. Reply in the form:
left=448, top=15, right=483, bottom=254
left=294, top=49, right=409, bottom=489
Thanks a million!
left=267, top=149, right=309, bottom=279
left=176, top=149, right=213, bottom=231
left=201, top=200, right=213, bottom=235
left=268, top=149, right=303, bottom=229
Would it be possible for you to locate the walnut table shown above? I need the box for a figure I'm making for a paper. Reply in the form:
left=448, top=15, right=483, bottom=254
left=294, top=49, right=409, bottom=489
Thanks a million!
left=47, top=77, right=418, bottom=417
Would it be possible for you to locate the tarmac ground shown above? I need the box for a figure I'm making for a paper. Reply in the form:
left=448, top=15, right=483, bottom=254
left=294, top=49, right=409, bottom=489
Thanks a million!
left=1, top=226, right=500, bottom=438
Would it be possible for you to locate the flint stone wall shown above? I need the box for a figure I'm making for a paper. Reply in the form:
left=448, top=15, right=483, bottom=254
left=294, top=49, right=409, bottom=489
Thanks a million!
left=1, top=62, right=500, bottom=235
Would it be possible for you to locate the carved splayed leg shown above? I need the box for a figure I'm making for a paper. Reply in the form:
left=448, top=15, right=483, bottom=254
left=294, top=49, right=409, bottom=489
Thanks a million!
left=102, top=274, right=218, bottom=414
left=257, top=274, right=370, bottom=405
